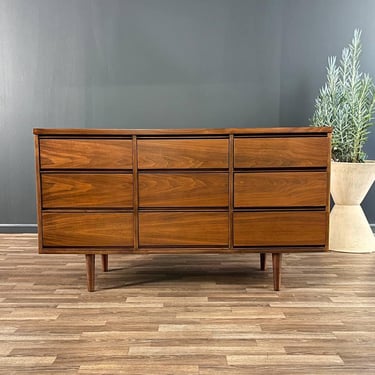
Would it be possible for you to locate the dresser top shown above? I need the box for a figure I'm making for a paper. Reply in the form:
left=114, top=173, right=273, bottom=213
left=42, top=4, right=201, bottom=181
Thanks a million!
left=33, top=127, right=332, bottom=136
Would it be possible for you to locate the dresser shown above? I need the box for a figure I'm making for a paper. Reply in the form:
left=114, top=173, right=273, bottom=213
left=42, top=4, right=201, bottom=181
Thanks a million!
left=33, top=127, right=332, bottom=291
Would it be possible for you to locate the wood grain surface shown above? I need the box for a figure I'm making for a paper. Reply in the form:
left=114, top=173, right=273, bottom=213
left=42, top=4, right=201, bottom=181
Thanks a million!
left=139, top=173, right=229, bottom=207
left=234, top=172, right=328, bottom=207
left=137, top=139, right=229, bottom=169
left=33, top=126, right=332, bottom=135
left=234, top=211, right=327, bottom=246
left=139, top=212, right=229, bottom=246
left=1, top=233, right=374, bottom=374
left=42, top=213, right=134, bottom=247
left=42, top=174, right=133, bottom=208
left=40, top=139, right=133, bottom=169
left=234, top=137, right=329, bottom=168
left=34, top=128, right=331, bottom=292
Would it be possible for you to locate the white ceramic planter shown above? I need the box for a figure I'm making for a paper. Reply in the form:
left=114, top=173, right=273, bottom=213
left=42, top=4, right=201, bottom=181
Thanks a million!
left=330, top=161, right=375, bottom=253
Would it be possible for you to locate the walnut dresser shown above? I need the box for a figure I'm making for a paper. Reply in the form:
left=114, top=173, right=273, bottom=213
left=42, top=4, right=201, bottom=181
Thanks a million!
left=33, top=127, right=332, bottom=292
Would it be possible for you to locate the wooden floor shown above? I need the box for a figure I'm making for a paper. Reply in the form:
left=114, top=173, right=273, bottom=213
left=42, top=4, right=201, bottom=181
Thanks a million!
left=1, top=234, right=375, bottom=374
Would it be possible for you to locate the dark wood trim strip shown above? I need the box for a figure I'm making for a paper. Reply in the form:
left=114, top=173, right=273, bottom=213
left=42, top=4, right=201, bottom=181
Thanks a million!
left=325, top=133, right=332, bottom=250
left=229, top=134, right=234, bottom=249
left=39, top=245, right=326, bottom=255
left=34, top=135, right=43, bottom=254
left=33, top=127, right=332, bottom=136
left=133, top=135, right=139, bottom=250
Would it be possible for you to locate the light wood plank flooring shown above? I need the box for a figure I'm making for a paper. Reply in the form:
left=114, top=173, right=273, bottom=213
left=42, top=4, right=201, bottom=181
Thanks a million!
left=1, top=233, right=375, bottom=374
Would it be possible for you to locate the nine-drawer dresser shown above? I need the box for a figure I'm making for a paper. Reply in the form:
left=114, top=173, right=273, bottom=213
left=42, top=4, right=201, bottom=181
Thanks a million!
left=34, top=127, right=332, bottom=291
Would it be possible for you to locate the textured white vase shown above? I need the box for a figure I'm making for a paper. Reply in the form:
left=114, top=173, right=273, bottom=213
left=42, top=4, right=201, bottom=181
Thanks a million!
left=330, top=161, right=375, bottom=253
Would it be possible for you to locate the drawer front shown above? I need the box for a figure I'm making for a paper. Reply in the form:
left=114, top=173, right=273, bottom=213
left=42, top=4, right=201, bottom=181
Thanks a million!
left=234, top=137, right=329, bottom=168
left=138, top=139, right=229, bottom=169
left=234, top=172, right=328, bottom=207
left=42, top=174, right=133, bottom=208
left=42, top=213, right=133, bottom=247
left=40, top=139, right=133, bottom=169
left=139, top=212, right=229, bottom=246
left=234, top=211, right=327, bottom=246
left=139, top=173, right=228, bottom=207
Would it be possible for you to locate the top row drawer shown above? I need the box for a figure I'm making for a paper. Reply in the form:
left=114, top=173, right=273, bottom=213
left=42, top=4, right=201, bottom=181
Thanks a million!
left=234, top=137, right=329, bottom=168
left=137, top=139, right=228, bottom=169
left=40, top=139, right=133, bottom=169
left=39, top=136, right=329, bottom=170
left=39, top=138, right=230, bottom=170
left=139, top=137, right=329, bottom=169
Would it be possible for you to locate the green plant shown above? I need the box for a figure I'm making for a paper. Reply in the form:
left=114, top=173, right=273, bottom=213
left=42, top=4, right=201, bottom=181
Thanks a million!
left=311, top=29, right=375, bottom=162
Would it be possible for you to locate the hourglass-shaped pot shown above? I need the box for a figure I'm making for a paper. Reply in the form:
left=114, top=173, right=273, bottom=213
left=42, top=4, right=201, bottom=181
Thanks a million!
left=330, top=161, right=375, bottom=253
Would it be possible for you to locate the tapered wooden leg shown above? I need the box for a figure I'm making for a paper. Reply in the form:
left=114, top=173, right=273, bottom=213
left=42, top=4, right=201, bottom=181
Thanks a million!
left=272, top=253, right=282, bottom=291
left=85, top=254, right=95, bottom=292
left=260, top=253, right=267, bottom=271
left=101, top=254, right=109, bottom=272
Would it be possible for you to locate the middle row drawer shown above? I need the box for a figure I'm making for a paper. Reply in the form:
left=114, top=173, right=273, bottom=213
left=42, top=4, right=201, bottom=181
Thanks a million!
left=42, top=171, right=327, bottom=209
left=139, top=173, right=228, bottom=207
left=234, top=171, right=327, bottom=207
left=41, top=173, right=229, bottom=208
left=42, top=174, right=134, bottom=208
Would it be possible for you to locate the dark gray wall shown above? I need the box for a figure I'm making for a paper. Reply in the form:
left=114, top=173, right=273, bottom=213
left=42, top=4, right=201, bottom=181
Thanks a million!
left=0, top=0, right=281, bottom=228
left=280, top=0, right=375, bottom=222
left=1, top=0, right=375, bottom=227
left=0, top=0, right=282, bottom=226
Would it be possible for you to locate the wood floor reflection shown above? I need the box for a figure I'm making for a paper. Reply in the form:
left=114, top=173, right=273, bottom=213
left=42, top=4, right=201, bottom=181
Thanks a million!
left=1, top=234, right=375, bottom=374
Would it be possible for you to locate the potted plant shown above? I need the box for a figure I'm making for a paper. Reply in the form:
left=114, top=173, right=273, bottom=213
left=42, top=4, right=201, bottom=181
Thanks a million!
left=311, top=29, right=375, bottom=252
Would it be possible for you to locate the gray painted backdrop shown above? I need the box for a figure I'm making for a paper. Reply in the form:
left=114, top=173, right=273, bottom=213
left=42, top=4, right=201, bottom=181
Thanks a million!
left=0, top=0, right=374, bottom=228
left=280, top=0, right=375, bottom=223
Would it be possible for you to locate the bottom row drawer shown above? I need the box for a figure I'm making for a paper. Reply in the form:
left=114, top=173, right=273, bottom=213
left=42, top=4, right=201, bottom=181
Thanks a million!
left=233, top=211, right=327, bottom=246
left=42, top=213, right=134, bottom=247
left=42, top=211, right=327, bottom=248
left=139, top=212, right=229, bottom=246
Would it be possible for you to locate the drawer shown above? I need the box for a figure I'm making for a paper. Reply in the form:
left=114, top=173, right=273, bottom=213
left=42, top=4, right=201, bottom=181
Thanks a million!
left=138, top=139, right=228, bottom=169
left=234, top=137, right=329, bottom=168
left=139, top=212, right=229, bottom=246
left=234, top=172, right=328, bottom=207
left=42, top=174, right=133, bottom=208
left=40, top=139, right=132, bottom=169
left=233, top=211, right=327, bottom=246
left=42, top=213, right=133, bottom=247
left=139, top=173, right=228, bottom=207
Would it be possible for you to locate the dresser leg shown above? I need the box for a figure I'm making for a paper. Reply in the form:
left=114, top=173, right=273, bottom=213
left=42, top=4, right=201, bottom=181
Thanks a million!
left=272, top=253, right=282, bottom=291
left=260, top=253, right=267, bottom=271
left=85, top=254, right=95, bottom=292
left=101, top=254, right=109, bottom=272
